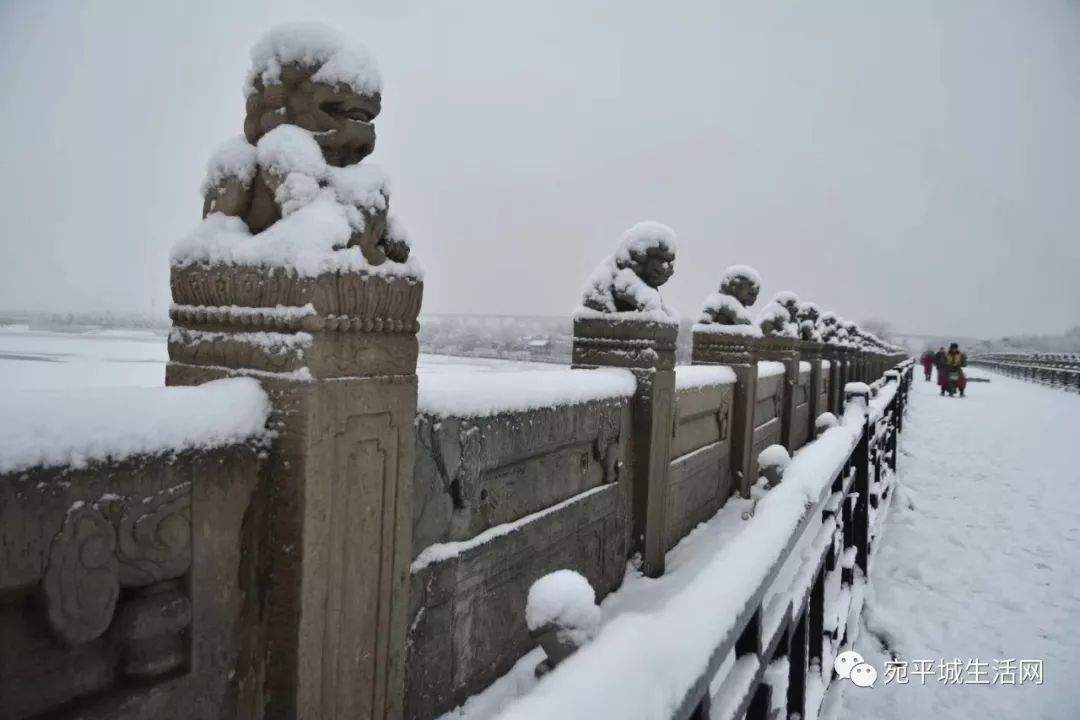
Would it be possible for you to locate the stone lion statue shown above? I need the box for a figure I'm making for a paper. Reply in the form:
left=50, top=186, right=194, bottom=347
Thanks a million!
left=698, top=265, right=761, bottom=327
left=199, top=24, right=408, bottom=266
left=819, top=311, right=840, bottom=342
left=757, top=302, right=790, bottom=337
left=759, top=291, right=800, bottom=338
left=579, top=222, right=676, bottom=318
left=796, top=301, right=822, bottom=341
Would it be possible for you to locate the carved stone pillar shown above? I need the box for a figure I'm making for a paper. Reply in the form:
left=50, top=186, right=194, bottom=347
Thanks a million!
left=691, top=332, right=759, bottom=498
left=573, top=317, right=676, bottom=578
left=168, top=265, right=422, bottom=720
left=757, top=337, right=800, bottom=452
left=823, top=344, right=843, bottom=415
left=836, top=347, right=851, bottom=405
left=802, top=341, right=824, bottom=439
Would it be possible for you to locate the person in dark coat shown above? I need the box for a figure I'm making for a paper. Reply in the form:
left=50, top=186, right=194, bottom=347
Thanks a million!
left=933, top=347, right=947, bottom=380
left=938, top=343, right=968, bottom=396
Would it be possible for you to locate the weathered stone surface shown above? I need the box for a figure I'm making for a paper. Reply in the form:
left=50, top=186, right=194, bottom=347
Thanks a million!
left=405, top=483, right=626, bottom=720
left=113, top=584, right=191, bottom=679
left=413, top=399, right=631, bottom=553
left=791, top=368, right=811, bottom=451
left=750, top=372, right=783, bottom=484
left=204, top=375, right=416, bottom=720
left=571, top=315, right=674, bottom=577
left=42, top=503, right=120, bottom=647
left=690, top=331, right=759, bottom=497
left=666, top=382, right=734, bottom=550
left=571, top=316, right=677, bottom=370
left=406, top=395, right=632, bottom=719
left=169, top=267, right=423, bottom=380
left=756, top=337, right=799, bottom=451
left=0, top=445, right=263, bottom=720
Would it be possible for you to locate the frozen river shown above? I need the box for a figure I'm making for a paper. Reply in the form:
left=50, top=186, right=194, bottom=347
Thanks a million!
left=0, top=325, right=169, bottom=390
left=0, top=325, right=562, bottom=391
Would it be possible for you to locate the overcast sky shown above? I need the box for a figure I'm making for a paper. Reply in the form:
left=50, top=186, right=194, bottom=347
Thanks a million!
left=1, top=0, right=1078, bottom=338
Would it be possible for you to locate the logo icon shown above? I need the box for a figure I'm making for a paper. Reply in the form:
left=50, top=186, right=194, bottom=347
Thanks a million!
left=850, top=663, right=878, bottom=688
left=834, top=650, right=864, bottom=679
left=834, top=650, right=877, bottom=689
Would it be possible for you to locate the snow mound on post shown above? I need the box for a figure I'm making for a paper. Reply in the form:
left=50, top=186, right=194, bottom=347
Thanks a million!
left=526, top=570, right=600, bottom=644
left=845, top=381, right=870, bottom=396
left=246, top=22, right=383, bottom=96
left=758, top=444, right=791, bottom=471
left=0, top=378, right=271, bottom=474
left=815, top=412, right=839, bottom=433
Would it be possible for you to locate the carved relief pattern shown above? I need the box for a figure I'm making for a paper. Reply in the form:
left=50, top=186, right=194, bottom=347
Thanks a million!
left=116, top=485, right=193, bottom=587
left=716, top=397, right=731, bottom=442
left=453, top=424, right=483, bottom=510
left=593, top=408, right=622, bottom=484
left=42, top=504, right=120, bottom=646
left=171, top=266, right=423, bottom=334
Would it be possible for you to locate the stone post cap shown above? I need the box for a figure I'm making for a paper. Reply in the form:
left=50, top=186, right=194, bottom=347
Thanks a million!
left=572, top=316, right=678, bottom=370
left=799, top=340, right=825, bottom=358
left=169, top=264, right=422, bottom=379
left=690, top=327, right=760, bottom=366
left=755, top=334, right=800, bottom=361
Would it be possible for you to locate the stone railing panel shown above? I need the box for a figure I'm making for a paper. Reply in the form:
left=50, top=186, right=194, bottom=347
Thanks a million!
left=406, top=483, right=626, bottom=720
left=412, top=398, right=630, bottom=553
left=791, top=365, right=811, bottom=451
left=751, top=368, right=785, bottom=480
left=665, top=381, right=735, bottom=550
left=0, top=444, right=264, bottom=720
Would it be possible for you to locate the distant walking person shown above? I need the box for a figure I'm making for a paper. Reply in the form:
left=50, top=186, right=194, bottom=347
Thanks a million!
left=933, top=346, right=947, bottom=381
left=939, top=342, right=968, bottom=396
left=920, top=350, right=934, bottom=381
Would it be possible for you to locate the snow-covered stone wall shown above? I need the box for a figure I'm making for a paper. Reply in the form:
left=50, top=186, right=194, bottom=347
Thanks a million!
left=0, top=380, right=269, bottom=717
left=407, top=387, right=634, bottom=719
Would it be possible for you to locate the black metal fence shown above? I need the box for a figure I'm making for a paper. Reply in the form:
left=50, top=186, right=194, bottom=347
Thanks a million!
left=970, top=353, right=1080, bottom=392
left=677, top=362, right=914, bottom=720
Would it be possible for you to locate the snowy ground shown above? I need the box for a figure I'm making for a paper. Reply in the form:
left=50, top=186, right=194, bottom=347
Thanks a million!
left=835, top=371, right=1080, bottom=720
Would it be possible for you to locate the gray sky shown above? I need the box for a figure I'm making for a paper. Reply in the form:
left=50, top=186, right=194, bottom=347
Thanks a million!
left=2, top=0, right=1078, bottom=338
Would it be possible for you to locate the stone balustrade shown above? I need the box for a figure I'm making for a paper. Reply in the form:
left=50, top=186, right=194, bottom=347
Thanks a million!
left=1, top=22, right=911, bottom=720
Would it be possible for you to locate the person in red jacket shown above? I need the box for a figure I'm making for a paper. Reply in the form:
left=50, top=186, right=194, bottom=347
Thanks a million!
left=920, top=350, right=934, bottom=381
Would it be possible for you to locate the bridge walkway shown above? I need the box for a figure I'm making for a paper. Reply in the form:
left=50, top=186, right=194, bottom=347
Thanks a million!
left=837, top=370, right=1080, bottom=719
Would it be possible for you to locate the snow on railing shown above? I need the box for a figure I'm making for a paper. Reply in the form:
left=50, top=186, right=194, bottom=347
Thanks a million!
left=489, top=362, right=913, bottom=720
left=416, top=364, right=636, bottom=418
left=0, top=378, right=271, bottom=474
left=969, top=355, right=1080, bottom=392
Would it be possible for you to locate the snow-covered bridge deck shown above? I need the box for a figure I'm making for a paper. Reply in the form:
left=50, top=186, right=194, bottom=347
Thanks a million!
left=836, top=371, right=1080, bottom=719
